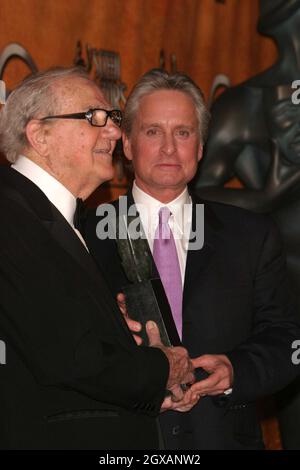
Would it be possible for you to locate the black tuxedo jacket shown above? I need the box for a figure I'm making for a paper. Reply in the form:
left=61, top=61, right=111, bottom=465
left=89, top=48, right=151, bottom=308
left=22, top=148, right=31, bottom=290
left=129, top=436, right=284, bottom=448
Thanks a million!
left=0, top=167, right=169, bottom=450
left=85, top=189, right=300, bottom=450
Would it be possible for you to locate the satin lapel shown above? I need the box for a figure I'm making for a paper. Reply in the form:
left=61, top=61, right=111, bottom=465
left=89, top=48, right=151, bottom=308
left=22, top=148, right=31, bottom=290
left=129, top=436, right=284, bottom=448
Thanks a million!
left=44, top=204, right=133, bottom=342
left=0, top=168, right=132, bottom=342
left=183, top=196, right=223, bottom=309
left=47, top=204, right=103, bottom=285
left=2, top=167, right=106, bottom=289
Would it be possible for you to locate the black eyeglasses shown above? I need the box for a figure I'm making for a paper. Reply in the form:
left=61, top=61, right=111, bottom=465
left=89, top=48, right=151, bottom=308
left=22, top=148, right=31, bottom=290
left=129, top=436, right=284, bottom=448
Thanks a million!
left=40, top=108, right=122, bottom=128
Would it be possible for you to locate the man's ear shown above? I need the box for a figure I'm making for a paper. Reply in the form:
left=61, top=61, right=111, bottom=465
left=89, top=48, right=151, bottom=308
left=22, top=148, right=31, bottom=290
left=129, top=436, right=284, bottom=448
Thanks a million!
left=122, top=132, right=133, bottom=161
left=197, top=144, right=203, bottom=162
left=25, top=120, right=49, bottom=156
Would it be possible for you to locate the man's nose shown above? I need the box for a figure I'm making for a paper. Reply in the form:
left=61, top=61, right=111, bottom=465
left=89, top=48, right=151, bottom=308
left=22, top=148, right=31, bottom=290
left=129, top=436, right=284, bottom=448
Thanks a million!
left=161, top=132, right=176, bottom=155
left=100, top=118, right=122, bottom=140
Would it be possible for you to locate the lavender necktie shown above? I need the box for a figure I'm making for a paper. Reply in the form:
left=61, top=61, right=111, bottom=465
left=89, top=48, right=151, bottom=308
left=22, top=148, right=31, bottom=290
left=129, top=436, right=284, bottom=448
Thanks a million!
left=153, top=207, right=183, bottom=339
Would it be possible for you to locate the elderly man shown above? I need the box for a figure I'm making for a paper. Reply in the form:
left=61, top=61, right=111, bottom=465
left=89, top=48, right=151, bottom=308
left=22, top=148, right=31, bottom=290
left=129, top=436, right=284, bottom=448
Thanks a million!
left=85, top=68, right=300, bottom=450
left=0, top=67, right=195, bottom=450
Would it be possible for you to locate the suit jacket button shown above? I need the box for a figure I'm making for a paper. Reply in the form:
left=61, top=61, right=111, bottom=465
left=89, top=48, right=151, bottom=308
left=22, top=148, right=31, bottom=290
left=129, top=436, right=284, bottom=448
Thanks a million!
left=172, top=425, right=180, bottom=435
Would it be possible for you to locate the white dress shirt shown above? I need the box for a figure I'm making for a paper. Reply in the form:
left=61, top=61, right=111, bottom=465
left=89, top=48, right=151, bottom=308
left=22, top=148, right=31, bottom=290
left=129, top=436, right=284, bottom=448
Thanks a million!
left=12, top=155, right=88, bottom=249
left=132, top=181, right=192, bottom=286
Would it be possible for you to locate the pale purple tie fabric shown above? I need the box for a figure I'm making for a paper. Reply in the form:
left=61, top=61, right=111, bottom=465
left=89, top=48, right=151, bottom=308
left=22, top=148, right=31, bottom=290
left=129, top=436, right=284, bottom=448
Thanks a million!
left=153, top=207, right=183, bottom=339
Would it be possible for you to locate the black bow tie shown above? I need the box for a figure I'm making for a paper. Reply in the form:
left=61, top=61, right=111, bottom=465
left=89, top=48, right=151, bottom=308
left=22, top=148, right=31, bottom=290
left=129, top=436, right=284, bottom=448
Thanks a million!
left=73, top=198, right=87, bottom=233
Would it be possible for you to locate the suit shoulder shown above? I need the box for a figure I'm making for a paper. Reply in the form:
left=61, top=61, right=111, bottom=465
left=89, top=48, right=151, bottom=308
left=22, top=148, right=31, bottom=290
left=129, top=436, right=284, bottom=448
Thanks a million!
left=200, top=198, right=276, bottom=233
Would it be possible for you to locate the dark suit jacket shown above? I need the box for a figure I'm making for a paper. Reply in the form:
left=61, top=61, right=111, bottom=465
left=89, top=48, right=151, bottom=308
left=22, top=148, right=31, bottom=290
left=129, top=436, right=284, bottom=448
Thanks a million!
left=84, top=189, right=300, bottom=450
left=0, top=167, right=169, bottom=450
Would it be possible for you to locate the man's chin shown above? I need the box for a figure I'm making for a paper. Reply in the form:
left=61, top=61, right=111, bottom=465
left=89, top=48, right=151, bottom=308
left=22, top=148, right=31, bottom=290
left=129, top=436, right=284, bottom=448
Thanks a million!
left=153, top=175, right=185, bottom=188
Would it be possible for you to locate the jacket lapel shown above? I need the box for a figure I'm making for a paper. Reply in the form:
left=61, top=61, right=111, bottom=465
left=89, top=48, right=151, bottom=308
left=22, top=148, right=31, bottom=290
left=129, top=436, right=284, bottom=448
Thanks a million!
left=2, top=167, right=104, bottom=285
left=47, top=207, right=133, bottom=342
left=47, top=203, right=105, bottom=285
left=114, top=190, right=225, bottom=340
left=0, top=167, right=132, bottom=342
left=183, top=195, right=223, bottom=309
left=120, top=189, right=224, bottom=317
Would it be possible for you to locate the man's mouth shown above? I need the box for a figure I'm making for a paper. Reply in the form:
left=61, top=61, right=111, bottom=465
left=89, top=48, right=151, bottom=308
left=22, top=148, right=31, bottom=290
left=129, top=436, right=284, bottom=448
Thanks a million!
left=156, top=163, right=180, bottom=169
left=94, top=149, right=112, bottom=158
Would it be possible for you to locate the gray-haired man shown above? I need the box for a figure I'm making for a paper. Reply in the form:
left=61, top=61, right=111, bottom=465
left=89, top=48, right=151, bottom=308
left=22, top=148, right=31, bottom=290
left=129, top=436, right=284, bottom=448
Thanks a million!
left=0, top=67, right=195, bottom=449
left=85, top=68, right=300, bottom=449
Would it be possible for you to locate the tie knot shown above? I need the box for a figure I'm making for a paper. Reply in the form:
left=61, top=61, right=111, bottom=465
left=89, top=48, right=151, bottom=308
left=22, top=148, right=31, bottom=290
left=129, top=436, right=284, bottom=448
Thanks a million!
left=157, top=206, right=171, bottom=240
left=159, top=206, right=171, bottom=225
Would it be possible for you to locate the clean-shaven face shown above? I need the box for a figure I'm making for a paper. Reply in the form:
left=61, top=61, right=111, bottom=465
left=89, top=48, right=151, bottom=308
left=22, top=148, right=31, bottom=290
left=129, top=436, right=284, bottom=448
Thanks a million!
left=123, top=89, right=203, bottom=202
left=43, top=77, right=121, bottom=198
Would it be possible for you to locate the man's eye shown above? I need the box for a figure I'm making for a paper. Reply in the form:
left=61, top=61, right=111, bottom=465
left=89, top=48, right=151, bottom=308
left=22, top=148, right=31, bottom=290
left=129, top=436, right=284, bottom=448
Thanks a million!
left=177, top=129, right=190, bottom=137
left=146, top=128, right=159, bottom=136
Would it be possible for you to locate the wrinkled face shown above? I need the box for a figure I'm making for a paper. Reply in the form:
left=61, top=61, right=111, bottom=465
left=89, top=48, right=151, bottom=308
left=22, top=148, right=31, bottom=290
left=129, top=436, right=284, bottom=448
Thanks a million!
left=123, top=90, right=203, bottom=202
left=41, top=77, right=121, bottom=198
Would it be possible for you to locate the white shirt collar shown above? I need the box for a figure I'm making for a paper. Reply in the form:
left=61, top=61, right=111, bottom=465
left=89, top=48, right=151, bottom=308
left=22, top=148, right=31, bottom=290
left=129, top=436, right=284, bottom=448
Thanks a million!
left=12, top=155, right=76, bottom=226
left=132, top=181, right=190, bottom=212
left=132, top=181, right=192, bottom=240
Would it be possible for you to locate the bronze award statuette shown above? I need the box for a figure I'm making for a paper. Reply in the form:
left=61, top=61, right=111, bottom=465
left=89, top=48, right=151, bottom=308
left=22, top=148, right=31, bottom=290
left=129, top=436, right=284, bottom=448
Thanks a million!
left=116, top=215, right=181, bottom=347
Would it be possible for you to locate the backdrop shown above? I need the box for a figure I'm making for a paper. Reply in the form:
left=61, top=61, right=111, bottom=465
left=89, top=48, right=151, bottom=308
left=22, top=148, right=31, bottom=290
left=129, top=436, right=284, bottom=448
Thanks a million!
left=0, top=0, right=280, bottom=449
left=1, top=0, right=276, bottom=102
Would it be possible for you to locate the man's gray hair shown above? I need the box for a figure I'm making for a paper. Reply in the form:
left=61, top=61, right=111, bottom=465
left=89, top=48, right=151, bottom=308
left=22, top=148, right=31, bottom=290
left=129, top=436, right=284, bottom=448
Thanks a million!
left=123, top=68, right=210, bottom=143
left=0, top=67, right=93, bottom=163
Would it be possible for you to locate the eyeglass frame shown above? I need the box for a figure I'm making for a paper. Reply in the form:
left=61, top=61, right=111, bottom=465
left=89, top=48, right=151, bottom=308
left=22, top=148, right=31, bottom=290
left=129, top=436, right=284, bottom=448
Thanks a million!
left=39, top=108, right=122, bottom=128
